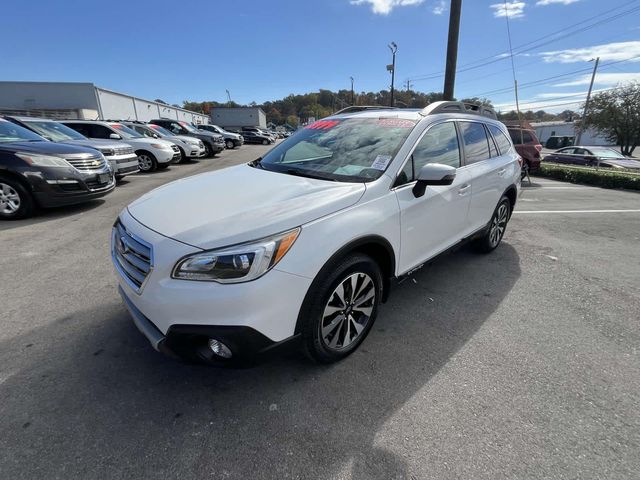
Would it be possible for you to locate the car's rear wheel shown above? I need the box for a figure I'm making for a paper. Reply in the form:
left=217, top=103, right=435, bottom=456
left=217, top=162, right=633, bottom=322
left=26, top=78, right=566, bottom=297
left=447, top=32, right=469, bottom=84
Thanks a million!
left=225, top=139, right=234, bottom=149
left=0, top=177, right=35, bottom=220
left=473, top=196, right=511, bottom=253
left=137, top=152, right=157, bottom=172
left=203, top=143, right=212, bottom=157
left=300, top=254, right=382, bottom=363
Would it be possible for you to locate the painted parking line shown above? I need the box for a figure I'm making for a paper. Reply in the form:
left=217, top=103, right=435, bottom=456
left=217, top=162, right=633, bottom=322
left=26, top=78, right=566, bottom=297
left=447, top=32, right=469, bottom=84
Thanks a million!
left=514, top=209, right=640, bottom=214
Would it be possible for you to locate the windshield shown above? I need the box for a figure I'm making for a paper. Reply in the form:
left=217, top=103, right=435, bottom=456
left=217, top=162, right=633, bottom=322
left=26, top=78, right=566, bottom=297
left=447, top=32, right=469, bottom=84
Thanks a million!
left=179, top=121, right=199, bottom=133
left=149, top=125, right=174, bottom=137
left=259, top=117, right=416, bottom=182
left=0, top=119, right=45, bottom=143
left=25, top=120, right=86, bottom=142
left=589, top=147, right=625, bottom=159
left=110, top=123, right=143, bottom=139
left=210, top=125, right=223, bottom=133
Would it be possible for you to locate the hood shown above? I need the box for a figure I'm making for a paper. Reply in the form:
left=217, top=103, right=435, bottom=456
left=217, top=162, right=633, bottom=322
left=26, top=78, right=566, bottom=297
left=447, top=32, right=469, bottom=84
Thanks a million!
left=0, top=141, right=100, bottom=157
left=194, top=130, right=223, bottom=141
left=127, top=164, right=366, bottom=250
left=175, top=135, right=200, bottom=144
left=124, top=137, right=174, bottom=148
left=62, top=139, right=125, bottom=150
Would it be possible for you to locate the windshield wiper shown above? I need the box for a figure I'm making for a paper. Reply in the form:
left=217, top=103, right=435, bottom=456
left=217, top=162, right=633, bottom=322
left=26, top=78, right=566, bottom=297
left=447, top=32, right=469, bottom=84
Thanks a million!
left=285, top=168, right=335, bottom=181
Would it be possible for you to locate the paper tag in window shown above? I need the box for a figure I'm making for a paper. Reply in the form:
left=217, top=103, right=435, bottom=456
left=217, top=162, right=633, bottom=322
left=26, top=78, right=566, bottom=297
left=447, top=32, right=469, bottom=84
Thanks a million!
left=371, top=155, right=392, bottom=170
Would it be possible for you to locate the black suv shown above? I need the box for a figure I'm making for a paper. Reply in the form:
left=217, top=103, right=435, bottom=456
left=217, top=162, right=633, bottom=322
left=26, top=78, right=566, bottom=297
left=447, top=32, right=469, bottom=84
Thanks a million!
left=0, top=118, right=115, bottom=219
left=148, top=119, right=224, bottom=156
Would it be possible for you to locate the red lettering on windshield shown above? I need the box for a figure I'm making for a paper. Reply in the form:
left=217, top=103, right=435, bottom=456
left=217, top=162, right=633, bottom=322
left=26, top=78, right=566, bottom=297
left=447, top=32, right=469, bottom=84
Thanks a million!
left=305, top=120, right=340, bottom=130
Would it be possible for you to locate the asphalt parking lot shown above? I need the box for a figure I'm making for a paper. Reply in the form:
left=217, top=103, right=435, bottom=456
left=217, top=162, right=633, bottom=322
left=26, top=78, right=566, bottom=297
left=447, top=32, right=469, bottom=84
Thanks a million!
left=1, top=149, right=639, bottom=479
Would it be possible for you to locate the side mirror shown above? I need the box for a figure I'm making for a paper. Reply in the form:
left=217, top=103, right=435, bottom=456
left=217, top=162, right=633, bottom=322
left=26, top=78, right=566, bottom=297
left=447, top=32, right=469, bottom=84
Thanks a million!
left=153, top=133, right=160, bottom=139
left=109, top=133, right=122, bottom=140
left=412, top=163, right=457, bottom=198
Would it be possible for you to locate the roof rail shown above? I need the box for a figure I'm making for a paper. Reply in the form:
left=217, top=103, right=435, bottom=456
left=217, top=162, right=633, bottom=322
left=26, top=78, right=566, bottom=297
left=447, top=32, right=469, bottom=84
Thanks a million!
left=420, top=101, right=497, bottom=120
left=333, top=105, right=399, bottom=115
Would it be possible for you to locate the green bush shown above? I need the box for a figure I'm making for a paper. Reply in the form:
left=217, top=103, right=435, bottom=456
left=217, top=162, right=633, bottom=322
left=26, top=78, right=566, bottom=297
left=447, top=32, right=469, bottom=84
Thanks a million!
left=533, top=163, right=640, bottom=191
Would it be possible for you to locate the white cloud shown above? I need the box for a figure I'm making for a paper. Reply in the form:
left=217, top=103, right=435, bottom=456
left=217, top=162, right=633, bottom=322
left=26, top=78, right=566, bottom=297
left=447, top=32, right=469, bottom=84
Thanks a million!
left=536, top=0, right=579, bottom=5
left=432, top=0, right=446, bottom=14
left=554, top=72, right=640, bottom=87
left=350, top=0, right=424, bottom=15
left=490, top=1, right=526, bottom=19
left=494, top=98, right=583, bottom=113
left=540, top=41, right=640, bottom=63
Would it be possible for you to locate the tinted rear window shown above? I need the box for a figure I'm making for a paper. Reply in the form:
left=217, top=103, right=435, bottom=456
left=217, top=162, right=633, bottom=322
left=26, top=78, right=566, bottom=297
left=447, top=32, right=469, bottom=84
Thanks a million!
left=509, top=129, right=537, bottom=145
left=458, top=121, right=490, bottom=164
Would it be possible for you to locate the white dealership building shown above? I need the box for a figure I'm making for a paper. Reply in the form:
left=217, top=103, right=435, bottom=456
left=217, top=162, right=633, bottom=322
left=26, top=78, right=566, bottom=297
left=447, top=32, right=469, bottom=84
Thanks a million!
left=0, top=81, right=208, bottom=124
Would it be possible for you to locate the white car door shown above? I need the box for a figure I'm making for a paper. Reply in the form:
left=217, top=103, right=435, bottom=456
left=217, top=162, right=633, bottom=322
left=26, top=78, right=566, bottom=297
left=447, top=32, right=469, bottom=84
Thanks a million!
left=457, top=121, right=507, bottom=232
left=394, top=121, right=472, bottom=274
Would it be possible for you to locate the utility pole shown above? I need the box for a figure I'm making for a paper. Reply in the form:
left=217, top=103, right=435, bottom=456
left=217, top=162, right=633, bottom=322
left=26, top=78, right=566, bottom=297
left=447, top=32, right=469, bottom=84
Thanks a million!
left=225, top=89, right=232, bottom=104
left=443, top=0, right=463, bottom=100
left=387, top=42, right=398, bottom=107
left=406, top=79, right=412, bottom=91
left=575, top=56, right=599, bottom=145
left=350, top=76, right=355, bottom=105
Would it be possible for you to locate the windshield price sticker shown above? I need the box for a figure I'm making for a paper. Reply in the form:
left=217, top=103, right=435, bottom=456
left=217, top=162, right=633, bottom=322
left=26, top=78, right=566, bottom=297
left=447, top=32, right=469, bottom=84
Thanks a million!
left=371, top=155, right=392, bottom=170
left=377, top=118, right=415, bottom=129
left=305, top=120, right=340, bottom=130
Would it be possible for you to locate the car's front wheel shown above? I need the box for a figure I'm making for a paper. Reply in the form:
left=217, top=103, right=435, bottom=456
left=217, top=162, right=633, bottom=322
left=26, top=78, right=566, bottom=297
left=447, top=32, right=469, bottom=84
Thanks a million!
left=0, top=177, right=35, bottom=220
left=473, top=196, right=511, bottom=253
left=262, top=139, right=269, bottom=145
left=137, top=152, right=157, bottom=172
left=225, top=139, right=234, bottom=149
left=300, top=254, right=382, bottom=363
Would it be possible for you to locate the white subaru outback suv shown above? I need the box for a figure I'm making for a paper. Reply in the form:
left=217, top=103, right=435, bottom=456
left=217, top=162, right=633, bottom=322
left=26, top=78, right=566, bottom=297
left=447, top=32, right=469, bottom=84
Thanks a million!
left=112, top=102, right=521, bottom=365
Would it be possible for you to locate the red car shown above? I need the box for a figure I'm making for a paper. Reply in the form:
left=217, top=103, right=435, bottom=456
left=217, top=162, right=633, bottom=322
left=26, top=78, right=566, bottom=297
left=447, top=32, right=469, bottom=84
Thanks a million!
left=508, top=127, right=542, bottom=172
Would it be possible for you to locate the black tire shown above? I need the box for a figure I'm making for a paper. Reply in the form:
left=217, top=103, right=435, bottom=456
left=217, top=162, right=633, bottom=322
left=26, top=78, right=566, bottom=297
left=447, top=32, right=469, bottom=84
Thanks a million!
left=203, top=143, right=212, bottom=157
left=299, top=253, right=383, bottom=363
left=156, top=163, right=170, bottom=170
left=262, top=139, right=269, bottom=145
left=0, top=176, right=36, bottom=220
left=473, top=196, right=511, bottom=253
left=137, top=151, right=157, bottom=172
left=225, top=139, right=234, bottom=149
left=177, top=147, right=186, bottom=163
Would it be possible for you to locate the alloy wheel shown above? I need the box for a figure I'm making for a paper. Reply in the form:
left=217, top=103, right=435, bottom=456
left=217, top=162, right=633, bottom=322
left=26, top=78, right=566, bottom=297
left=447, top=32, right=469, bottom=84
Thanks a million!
left=489, top=203, right=509, bottom=248
left=321, top=272, right=376, bottom=351
left=0, top=182, right=21, bottom=214
left=138, top=154, right=153, bottom=171
left=226, top=140, right=234, bottom=149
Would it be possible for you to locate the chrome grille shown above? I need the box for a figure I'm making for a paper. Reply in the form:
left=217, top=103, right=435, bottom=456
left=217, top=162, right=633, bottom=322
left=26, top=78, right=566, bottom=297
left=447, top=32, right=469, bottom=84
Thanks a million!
left=112, top=220, right=153, bottom=292
left=66, top=155, right=107, bottom=171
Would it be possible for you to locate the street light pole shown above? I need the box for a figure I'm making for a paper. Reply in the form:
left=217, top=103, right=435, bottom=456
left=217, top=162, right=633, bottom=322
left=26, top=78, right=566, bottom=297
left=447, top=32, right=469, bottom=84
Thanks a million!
left=575, top=56, right=599, bottom=145
left=350, top=76, right=355, bottom=105
left=388, top=42, right=398, bottom=107
left=443, top=0, right=463, bottom=100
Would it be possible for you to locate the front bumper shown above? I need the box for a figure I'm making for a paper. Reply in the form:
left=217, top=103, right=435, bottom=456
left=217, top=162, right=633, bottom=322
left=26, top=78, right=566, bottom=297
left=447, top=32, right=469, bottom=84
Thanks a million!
left=26, top=167, right=116, bottom=208
left=112, top=210, right=312, bottom=363
left=154, top=148, right=177, bottom=164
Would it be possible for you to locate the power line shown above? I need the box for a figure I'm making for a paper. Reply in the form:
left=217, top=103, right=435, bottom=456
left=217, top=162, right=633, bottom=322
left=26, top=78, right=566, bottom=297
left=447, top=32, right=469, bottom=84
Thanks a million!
left=406, top=0, right=640, bottom=82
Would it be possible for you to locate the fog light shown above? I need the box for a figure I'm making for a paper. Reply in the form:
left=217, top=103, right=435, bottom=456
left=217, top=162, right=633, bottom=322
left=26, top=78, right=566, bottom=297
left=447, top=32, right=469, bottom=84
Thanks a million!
left=208, top=339, right=232, bottom=359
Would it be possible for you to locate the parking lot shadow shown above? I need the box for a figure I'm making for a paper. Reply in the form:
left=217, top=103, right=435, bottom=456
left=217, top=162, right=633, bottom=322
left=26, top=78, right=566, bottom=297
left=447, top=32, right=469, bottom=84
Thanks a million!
left=0, top=243, right=520, bottom=479
left=0, top=199, right=105, bottom=231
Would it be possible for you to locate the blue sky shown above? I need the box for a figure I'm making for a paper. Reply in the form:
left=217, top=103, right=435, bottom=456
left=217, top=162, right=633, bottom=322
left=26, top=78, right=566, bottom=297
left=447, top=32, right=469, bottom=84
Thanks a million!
left=4, top=0, right=640, bottom=112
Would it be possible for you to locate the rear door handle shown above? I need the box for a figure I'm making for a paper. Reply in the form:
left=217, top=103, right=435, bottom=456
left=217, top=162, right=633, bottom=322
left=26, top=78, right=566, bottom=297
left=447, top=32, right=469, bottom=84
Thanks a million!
left=497, top=168, right=507, bottom=176
left=458, top=184, right=471, bottom=195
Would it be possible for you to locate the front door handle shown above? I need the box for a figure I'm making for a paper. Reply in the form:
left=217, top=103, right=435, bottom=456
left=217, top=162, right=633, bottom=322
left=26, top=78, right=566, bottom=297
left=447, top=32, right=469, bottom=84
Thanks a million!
left=497, top=168, right=507, bottom=176
left=458, top=184, right=471, bottom=195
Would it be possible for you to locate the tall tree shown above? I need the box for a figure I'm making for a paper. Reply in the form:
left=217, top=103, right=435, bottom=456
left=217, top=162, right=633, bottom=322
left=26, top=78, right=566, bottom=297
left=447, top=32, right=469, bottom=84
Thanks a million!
left=581, top=83, right=640, bottom=155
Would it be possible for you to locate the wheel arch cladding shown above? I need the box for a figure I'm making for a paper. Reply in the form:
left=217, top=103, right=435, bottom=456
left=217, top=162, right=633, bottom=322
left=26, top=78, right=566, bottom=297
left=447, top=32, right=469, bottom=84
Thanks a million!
left=504, top=185, right=517, bottom=215
left=294, top=235, right=396, bottom=335
left=0, top=170, right=34, bottom=193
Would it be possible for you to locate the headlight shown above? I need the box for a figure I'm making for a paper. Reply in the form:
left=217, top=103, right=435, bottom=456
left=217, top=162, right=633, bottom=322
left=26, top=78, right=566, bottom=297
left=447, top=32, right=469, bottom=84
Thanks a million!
left=172, top=227, right=300, bottom=283
left=101, top=148, right=115, bottom=157
left=16, top=152, right=71, bottom=168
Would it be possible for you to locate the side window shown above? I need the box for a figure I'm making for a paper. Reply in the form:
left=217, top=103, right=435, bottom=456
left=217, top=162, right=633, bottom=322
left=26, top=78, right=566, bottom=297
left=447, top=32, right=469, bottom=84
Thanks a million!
left=90, top=124, right=112, bottom=139
left=522, top=131, right=534, bottom=143
left=396, top=122, right=460, bottom=186
left=485, top=125, right=498, bottom=157
left=573, top=148, right=587, bottom=155
left=66, top=123, right=88, bottom=137
left=458, top=121, right=490, bottom=164
left=487, top=124, right=512, bottom=155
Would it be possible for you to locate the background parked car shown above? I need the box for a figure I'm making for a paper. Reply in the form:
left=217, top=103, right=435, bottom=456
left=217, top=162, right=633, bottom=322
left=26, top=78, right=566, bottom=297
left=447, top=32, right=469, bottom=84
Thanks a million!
left=63, top=121, right=179, bottom=172
left=507, top=127, right=542, bottom=172
left=196, top=124, right=244, bottom=149
left=149, top=119, right=224, bottom=157
left=241, top=127, right=276, bottom=143
left=240, top=130, right=273, bottom=145
left=0, top=118, right=114, bottom=219
left=120, top=121, right=205, bottom=161
left=544, top=146, right=640, bottom=170
left=545, top=135, right=574, bottom=150
left=4, top=116, right=139, bottom=179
